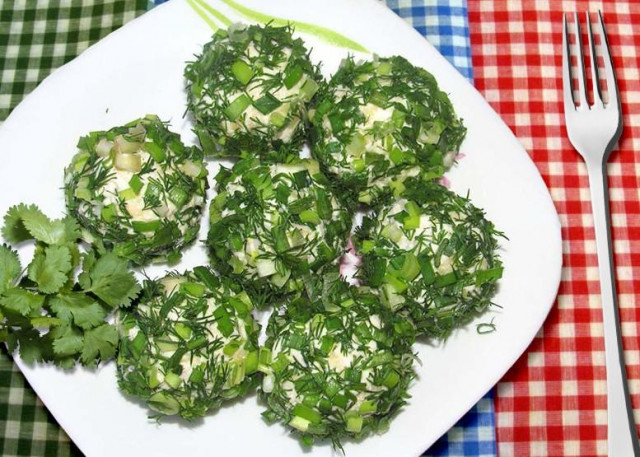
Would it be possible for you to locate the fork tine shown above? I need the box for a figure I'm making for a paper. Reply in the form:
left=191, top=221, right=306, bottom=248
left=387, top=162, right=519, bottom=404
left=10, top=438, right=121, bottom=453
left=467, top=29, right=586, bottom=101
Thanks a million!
left=562, top=14, right=576, bottom=112
left=598, top=11, right=620, bottom=108
left=586, top=13, right=603, bottom=107
left=573, top=12, right=589, bottom=108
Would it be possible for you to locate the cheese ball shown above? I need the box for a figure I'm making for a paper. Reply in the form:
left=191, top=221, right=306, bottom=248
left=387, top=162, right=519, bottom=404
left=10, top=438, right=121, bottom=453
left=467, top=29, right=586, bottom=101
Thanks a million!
left=185, top=24, right=321, bottom=158
left=117, top=268, right=260, bottom=420
left=354, top=178, right=503, bottom=338
left=64, top=115, right=208, bottom=265
left=309, top=56, right=466, bottom=205
left=207, top=157, right=352, bottom=305
left=260, top=274, right=416, bottom=446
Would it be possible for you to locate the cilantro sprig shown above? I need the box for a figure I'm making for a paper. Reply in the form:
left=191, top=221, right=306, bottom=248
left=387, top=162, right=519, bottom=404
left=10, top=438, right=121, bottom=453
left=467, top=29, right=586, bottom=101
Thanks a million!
left=0, top=204, right=140, bottom=368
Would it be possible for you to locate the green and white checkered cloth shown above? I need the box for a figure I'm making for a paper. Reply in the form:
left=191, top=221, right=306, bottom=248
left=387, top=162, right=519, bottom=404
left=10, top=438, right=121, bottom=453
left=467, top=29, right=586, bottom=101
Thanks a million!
left=0, top=3, right=148, bottom=455
left=0, top=0, right=147, bottom=120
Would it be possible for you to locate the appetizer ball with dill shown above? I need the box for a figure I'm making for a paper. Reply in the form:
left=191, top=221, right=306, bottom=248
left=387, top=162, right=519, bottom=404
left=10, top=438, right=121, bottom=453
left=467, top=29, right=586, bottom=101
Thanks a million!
left=309, top=55, right=466, bottom=205
left=354, top=178, right=503, bottom=338
left=64, top=115, right=208, bottom=265
left=207, top=156, right=352, bottom=305
left=185, top=24, right=321, bottom=158
left=259, top=274, right=416, bottom=448
left=117, top=267, right=260, bottom=420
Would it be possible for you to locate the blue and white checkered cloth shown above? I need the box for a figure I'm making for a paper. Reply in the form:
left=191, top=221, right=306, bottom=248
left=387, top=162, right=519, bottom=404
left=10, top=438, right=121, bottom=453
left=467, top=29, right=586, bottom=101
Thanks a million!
left=153, top=0, right=495, bottom=455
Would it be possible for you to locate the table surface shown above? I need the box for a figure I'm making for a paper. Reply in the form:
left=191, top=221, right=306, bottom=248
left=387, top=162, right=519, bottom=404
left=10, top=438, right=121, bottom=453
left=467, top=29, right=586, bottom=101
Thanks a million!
left=2, top=1, right=640, bottom=457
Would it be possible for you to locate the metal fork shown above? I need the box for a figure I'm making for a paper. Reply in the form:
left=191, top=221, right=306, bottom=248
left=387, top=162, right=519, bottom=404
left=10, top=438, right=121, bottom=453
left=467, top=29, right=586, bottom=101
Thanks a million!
left=562, top=12, right=640, bottom=456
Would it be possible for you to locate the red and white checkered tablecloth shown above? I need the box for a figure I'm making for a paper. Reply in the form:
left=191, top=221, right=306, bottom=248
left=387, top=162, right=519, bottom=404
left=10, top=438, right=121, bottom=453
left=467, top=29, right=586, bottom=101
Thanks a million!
left=468, top=1, right=640, bottom=455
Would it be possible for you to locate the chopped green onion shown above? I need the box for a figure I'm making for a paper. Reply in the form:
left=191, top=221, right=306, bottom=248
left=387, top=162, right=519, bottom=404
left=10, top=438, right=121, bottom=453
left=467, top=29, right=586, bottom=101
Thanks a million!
left=289, top=416, right=310, bottom=432
left=143, top=142, right=166, bottom=162
left=270, top=111, right=286, bottom=127
left=292, top=404, right=322, bottom=425
left=101, top=204, right=117, bottom=222
left=376, top=60, right=393, bottom=76
left=169, top=187, right=189, bottom=208
left=128, top=174, right=144, bottom=194
left=435, top=271, right=458, bottom=288
left=345, top=414, right=363, bottom=433
left=148, top=392, right=180, bottom=415
left=253, top=93, right=282, bottom=115
left=180, top=282, right=205, bottom=297
left=174, top=323, right=192, bottom=340
left=299, top=209, right=321, bottom=225
left=382, top=369, right=400, bottom=388
left=284, top=65, right=303, bottom=89
left=300, top=78, right=319, bottom=100
left=231, top=60, right=254, bottom=85
left=225, top=94, right=251, bottom=121
left=118, top=188, right=137, bottom=201
left=131, top=220, right=161, bottom=232
left=245, top=350, right=259, bottom=374
left=164, top=371, right=182, bottom=389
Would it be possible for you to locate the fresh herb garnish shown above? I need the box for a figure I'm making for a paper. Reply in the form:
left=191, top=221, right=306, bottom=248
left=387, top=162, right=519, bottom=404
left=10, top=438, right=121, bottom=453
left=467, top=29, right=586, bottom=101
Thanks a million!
left=0, top=204, right=140, bottom=368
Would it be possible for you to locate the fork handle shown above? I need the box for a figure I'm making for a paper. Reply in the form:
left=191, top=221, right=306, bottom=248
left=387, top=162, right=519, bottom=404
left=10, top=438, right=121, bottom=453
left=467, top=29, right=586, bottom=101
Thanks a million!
left=586, top=159, right=640, bottom=456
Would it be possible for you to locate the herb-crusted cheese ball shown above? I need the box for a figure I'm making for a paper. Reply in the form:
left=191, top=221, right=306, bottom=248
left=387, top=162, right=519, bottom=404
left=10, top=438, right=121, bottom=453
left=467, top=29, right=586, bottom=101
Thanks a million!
left=185, top=24, right=321, bottom=158
left=207, top=157, right=351, bottom=305
left=117, top=267, right=260, bottom=420
left=354, top=178, right=503, bottom=338
left=260, top=275, right=416, bottom=447
left=64, top=115, right=208, bottom=265
left=310, top=56, right=466, bottom=205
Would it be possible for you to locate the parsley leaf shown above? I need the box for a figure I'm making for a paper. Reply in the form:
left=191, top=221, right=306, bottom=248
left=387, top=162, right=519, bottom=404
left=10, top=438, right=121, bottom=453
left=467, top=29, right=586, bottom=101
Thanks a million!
left=52, top=327, right=84, bottom=357
left=27, top=245, right=72, bottom=294
left=1, top=204, right=32, bottom=243
left=50, top=293, right=107, bottom=330
left=81, top=324, right=118, bottom=364
left=6, top=328, right=50, bottom=364
left=2, top=204, right=79, bottom=245
left=0, top=288, right=45, bottom=316
left=0, top=244, right=21, bottom=294
left=81, top=252, right=140, bottom=308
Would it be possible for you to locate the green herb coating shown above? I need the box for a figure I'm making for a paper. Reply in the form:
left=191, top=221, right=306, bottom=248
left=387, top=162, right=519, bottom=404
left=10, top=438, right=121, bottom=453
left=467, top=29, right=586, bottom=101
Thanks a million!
left=354, top=178, right=503, bottom=338
left=64, top=115, right=208, bottom=265
left=185, top=24, right=322, bottom=159
left=309, top=56, right=466, bottom=206
left=117, top=268, right=260, bottom=420
left=207, top=156, right=352, bottom=307
left=260, top=274, right=416, bottom=448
